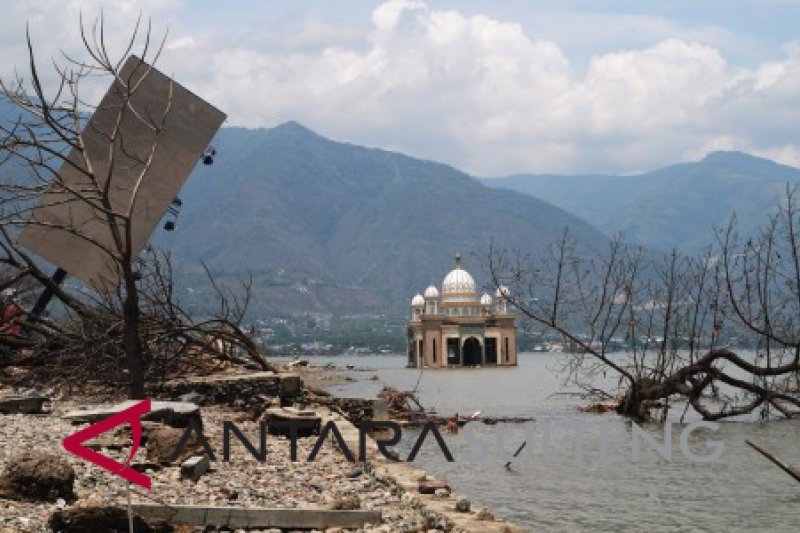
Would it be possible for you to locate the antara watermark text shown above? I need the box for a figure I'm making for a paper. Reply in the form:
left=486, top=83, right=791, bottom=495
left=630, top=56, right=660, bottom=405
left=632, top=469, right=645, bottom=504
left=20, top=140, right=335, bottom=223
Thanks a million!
left=168, top=418, right=724, bottom=465
left=62, top=399, right=724, bottom=490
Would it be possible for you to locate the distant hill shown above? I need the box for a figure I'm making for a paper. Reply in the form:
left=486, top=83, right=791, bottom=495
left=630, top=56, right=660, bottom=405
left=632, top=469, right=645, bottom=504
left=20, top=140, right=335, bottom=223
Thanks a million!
left=483, top=151, right=800, bottom=251
left=160, top=122, right=609, bottom=317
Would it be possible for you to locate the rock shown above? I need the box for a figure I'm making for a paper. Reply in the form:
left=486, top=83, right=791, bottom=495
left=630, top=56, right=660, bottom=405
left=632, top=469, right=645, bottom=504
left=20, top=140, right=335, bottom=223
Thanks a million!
left=346, top=464, right=364, bottom=478
left=0, top=451, right=75, bottom=502
left=180, top=456, right=210, bottom=482
left=434, top=488, right=451, bottom=497
left=455, top=498, right=471, bottom=512
left=476, top=507, right=494, bottom=520
left=418, top=479, right=449, bottom=494
left=146, top=426, right=205, bottom=465
left=330, top=494, right=360, bottom=510
left=48, top=506, right=172, bottom=532
left=278, top=373, right=302, bottom=397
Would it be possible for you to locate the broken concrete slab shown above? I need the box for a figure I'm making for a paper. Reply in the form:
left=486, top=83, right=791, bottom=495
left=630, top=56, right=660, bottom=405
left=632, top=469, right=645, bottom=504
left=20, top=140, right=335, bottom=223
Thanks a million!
left=130, top=504, right=380, bottom=529
left=164, top=371, right=277, bottom=386
left=152, top=372, right=304, bottom=406
left=262, top=406, right=321, bottom=437
left=0, top=396, right=51, bottom=415
left=180, top=456, right=210, bottom=482
left=62, top=401, right=200, bottom=428
left=419, top=479, right=450, bottom=495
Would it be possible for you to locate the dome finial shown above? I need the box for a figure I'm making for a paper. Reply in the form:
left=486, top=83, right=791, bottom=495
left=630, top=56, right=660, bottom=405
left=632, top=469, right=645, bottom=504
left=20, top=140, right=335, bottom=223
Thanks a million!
left=455, top=253, right=462, bottom=268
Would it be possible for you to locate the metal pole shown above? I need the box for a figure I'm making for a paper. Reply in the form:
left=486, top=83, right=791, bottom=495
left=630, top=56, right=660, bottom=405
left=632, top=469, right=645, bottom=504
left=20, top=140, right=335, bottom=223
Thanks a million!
left=30, top=268, right=67, bottom=317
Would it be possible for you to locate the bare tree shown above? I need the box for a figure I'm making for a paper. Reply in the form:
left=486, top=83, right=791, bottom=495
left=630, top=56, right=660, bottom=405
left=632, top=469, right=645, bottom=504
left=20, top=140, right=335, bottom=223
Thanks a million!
left=0, top=16, right=250, bottom=397
left=0, top=239, right=271, bottom=392
left=489, top=187, right=800, bottom=421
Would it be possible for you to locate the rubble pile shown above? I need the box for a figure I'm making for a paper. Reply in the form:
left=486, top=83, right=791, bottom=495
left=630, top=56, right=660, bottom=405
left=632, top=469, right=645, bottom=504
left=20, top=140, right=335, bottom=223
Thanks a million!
left=0, top=397, right=432, bottom=532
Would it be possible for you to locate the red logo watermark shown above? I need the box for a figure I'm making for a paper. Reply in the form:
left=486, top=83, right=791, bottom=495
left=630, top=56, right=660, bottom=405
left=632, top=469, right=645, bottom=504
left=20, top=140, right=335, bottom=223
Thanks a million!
left=62, top=398, right=152, bottom=490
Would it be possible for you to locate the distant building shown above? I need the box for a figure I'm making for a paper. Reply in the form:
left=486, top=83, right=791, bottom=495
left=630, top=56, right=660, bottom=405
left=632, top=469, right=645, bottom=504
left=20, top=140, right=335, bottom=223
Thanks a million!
left=407, top=255, right=517, bottom=368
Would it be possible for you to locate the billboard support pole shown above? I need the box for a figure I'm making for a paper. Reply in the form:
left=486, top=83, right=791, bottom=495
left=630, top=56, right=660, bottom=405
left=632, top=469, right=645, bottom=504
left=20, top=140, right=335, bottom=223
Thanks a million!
left=30, top=268, right=67, bottom=317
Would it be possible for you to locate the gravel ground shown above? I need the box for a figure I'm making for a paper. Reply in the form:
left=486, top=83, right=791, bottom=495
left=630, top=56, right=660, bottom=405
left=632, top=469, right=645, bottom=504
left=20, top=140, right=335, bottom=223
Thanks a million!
left=0, top=392, right=438, bottom=532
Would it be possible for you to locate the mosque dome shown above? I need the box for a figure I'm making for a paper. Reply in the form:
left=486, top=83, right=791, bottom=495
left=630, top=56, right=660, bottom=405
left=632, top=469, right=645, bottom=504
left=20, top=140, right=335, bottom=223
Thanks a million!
left=441, top=255, right=477, bottom=302
left=424, top=285, right=440, bottom=298
left=411, top=293, right=425, bottom=307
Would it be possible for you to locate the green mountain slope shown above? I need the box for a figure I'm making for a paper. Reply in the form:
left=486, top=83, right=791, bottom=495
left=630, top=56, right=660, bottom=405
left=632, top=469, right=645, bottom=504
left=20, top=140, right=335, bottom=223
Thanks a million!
left=483, top=151, right=800, bottom=251
left=163, top=122, right=609, bottom=317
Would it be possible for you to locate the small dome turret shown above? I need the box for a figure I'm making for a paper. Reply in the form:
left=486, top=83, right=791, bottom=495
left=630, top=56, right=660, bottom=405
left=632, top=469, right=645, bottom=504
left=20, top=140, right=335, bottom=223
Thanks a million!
left=424, top=285, right=440, bottom=298
left=411, top=293, right=425, bottom=307
left=480, top=293, right=493, bottom=306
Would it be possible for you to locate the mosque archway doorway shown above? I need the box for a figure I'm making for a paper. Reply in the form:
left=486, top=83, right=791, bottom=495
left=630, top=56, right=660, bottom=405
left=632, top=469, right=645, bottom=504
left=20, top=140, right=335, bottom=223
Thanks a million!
left=462, top=337, right=482, bottom=366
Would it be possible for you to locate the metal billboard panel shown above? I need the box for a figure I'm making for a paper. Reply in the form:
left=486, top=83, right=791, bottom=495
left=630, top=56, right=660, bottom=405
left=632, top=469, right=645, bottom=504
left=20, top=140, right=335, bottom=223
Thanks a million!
left=18, top=55, right=225, bottom=292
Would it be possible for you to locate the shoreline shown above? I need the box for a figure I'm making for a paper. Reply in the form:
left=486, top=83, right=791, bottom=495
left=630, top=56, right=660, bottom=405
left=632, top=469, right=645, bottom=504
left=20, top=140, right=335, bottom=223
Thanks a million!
left=0, top=362, right=525, bottom=532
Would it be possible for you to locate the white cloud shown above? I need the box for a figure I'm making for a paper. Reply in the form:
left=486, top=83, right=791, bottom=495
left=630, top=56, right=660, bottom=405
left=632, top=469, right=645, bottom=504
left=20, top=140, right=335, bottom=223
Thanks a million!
left=4, top=0, right=800, bottom=175
left=0, top=1, right=180, bottom=106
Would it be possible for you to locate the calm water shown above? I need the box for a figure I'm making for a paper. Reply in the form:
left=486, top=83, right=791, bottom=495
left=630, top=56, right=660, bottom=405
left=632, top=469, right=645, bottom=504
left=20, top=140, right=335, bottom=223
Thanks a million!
left=282, top=353, right=800, bottom=532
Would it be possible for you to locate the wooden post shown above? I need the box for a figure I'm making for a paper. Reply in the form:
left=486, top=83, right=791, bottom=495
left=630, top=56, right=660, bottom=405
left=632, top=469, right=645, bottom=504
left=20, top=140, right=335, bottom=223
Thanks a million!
left=746, top=440, right=800, bottom=484
left=504, top=441, right=527, bottom=469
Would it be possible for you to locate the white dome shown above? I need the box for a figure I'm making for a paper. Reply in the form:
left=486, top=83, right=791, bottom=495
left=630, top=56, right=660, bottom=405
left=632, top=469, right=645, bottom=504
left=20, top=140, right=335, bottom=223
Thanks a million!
left=411, top=293, right=425, bottom=307
left=424, top=285, right=440, bottom=298
left=442, top=256, right=476, bottom=294
left=442, top=268, right=475, bottom=294
left=480, top=293, right=493, bottom=306
left=495, top=285, right=510, bottom=298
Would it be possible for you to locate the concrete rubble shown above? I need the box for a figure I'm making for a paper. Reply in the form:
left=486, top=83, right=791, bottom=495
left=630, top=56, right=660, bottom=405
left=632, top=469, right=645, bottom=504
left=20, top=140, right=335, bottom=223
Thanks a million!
left=0, top=396, right=51, bottom=415
left=0, top=367, right=525, bottom=532
left=62, top=400, right=201, bottom=428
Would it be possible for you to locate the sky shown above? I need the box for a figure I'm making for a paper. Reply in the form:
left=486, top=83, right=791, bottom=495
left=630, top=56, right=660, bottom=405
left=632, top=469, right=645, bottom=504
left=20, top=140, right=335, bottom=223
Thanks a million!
left=2, top=0, right=800, bottom=176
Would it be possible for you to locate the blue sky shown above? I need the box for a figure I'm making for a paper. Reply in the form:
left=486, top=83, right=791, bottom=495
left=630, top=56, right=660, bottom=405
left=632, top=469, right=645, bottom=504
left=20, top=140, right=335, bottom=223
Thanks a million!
left=3, top=1, right=800, bottom=175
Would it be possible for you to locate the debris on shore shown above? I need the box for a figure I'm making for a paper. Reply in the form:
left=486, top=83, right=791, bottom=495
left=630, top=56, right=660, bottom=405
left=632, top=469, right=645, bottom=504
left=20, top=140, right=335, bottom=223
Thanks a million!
left=0, top=361, right=524, bottom=532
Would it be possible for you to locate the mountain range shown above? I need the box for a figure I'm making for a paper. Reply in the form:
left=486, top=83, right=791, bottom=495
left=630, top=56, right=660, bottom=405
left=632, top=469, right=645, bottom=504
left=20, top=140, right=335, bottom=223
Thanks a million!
left=162, top=122, right=608, bottom=317
left=483, top=151, right=800, bottom=252
left=5, top=92, right=799, bottom=319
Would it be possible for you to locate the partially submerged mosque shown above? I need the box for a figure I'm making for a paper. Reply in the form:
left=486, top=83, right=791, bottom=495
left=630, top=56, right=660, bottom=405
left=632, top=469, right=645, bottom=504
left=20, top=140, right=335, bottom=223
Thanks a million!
left=407, top=255, right=517, bottom=368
